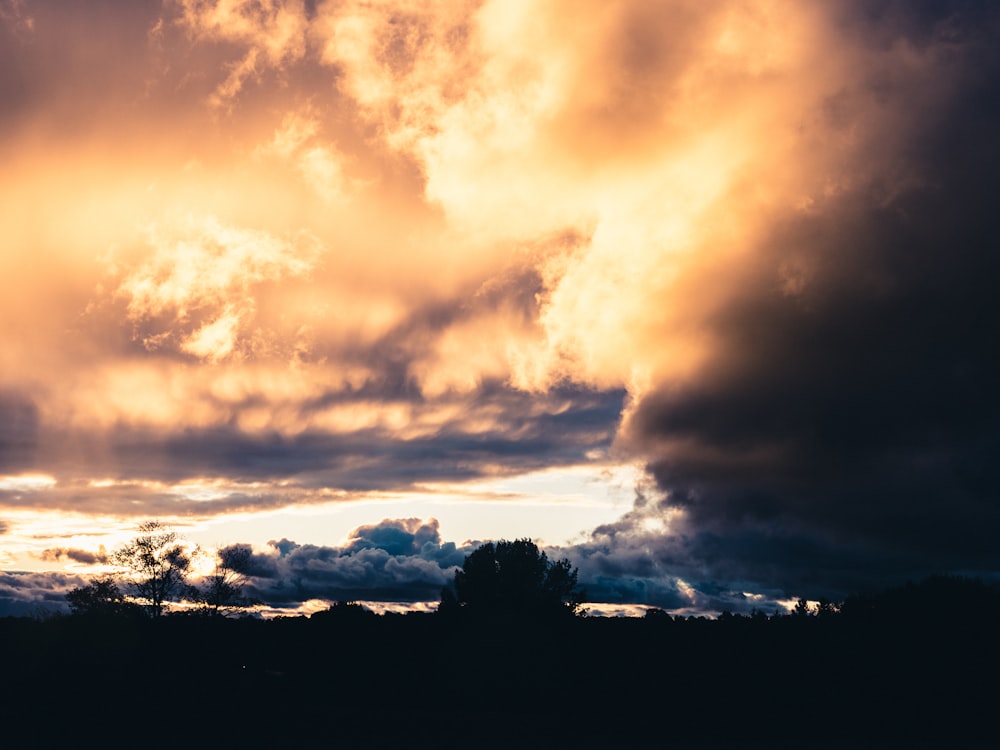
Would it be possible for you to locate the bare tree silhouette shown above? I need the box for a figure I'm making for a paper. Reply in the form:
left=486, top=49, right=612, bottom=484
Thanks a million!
left=112, top=521, right=193, bottom=618
left=194, top=544, right=257, bottom=616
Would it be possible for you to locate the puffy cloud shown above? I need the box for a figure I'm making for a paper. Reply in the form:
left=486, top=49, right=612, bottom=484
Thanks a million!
left=0, top=571, right=85, bottom=617
left=240, top=518, right=467, bottom=603
left=341, top=517, right=459, bottom=560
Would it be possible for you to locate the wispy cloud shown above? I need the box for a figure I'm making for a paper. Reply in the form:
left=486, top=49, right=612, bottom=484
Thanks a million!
left=175, top=0, right=309, bottom=108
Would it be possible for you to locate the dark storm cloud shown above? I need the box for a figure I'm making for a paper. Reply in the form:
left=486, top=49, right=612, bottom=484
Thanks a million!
left=561, top=508, right=791, bottom=614
left=617, top=1, right=1000, bottom=599
left=575, top=573, right=690, bottom=612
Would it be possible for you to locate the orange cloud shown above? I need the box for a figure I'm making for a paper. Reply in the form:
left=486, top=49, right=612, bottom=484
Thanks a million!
left=115, top=215, right=323, bottom=362
left=175, top=0, right=309, bottom=107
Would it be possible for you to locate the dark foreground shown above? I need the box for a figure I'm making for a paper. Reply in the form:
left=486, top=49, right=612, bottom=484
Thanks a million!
left=3, top=601, right=998, bottom=748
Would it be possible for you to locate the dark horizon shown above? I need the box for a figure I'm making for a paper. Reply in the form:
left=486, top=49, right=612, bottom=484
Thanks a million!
left=5, top=574, right=999, bottom=748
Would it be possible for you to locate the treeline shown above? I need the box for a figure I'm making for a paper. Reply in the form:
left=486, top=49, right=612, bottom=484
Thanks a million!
left=6, top=522, right=999, bottom=747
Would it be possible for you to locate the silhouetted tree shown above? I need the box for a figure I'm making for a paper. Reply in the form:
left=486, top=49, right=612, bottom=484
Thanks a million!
left=112, top=521, right=193, bottom=618
left=194, top=544, right=256, bottom=616
left=66, top=576, right=138, bottom=617
left=816, top=598, right=839, bottom=618
left=444, top=538, right=584, bottom=617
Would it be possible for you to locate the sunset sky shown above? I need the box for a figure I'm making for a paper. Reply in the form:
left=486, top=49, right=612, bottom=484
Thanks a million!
left=2, top=0, right=998, bottom=616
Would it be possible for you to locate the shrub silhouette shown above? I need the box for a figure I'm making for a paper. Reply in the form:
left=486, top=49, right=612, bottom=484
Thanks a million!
left=66, top=576, right=140, bottom=618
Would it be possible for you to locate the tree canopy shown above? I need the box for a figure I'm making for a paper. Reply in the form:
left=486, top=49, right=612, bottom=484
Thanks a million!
left=443, top=538, right=584, bottom=618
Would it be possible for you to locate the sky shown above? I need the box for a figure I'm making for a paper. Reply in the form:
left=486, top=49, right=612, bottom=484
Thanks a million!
left=1, top=0, right=999, bottom=617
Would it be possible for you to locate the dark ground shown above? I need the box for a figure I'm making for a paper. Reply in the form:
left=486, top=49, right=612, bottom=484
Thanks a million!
left=2, top=588, right=998, bottom=748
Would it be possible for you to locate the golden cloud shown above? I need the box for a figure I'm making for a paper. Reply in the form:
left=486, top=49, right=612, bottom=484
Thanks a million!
left=115, top=215, right=323, bottom=362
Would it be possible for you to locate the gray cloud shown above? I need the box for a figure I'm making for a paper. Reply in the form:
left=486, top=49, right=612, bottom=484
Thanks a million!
left=242, top=518, right=468, bottom=604
left=0, top=383, right=623, bottom=517
left=0, top=570, right=86, bottom=617
left=37, top=547, right=109, bottom=565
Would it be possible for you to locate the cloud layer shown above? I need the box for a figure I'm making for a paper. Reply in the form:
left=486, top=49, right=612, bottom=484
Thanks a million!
left=1, top=0, right=998, bottom=610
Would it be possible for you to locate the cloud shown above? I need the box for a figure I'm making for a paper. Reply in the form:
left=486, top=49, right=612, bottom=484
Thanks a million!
left=175, top=0, right=310, bottom=107
left=0, top=570, right=85, bottom=617
left=0, top=0, right=33, bottom=33
left=214, top=518, right=734, bottom=611
left=315, top=0, right=480, bottom=152
left=341, top=517, right=458, bottom=559
left=37, top=546, right=109, bottom=565
left=3, top=0, right=999, bottom=613
left=0, top=393, right=38, bottom=472
left=256, top=110, right=354, bottom=203
left=114, top=215, right=323, bottom=363
left=302, top=0, right=1000, bottom=603
left=584, top=1, right=1000, bottom=599
left=239, top=517, right=467, bottom=603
